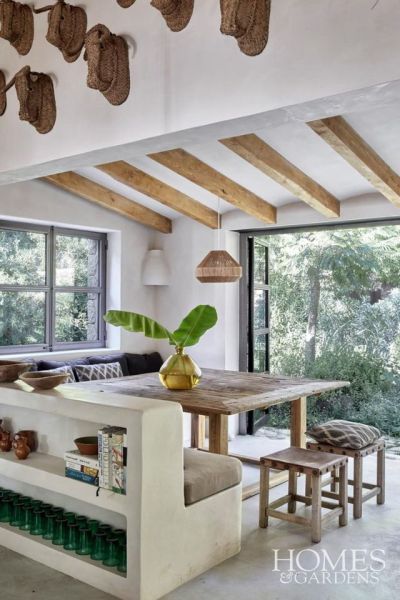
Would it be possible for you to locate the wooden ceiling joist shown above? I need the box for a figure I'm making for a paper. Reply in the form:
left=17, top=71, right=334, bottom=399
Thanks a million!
left=44, top=172, right=172, bottom=234
left=307, top=116, right=400, bottom=208
left=97, top=161, right=219, bottom=229
left=220, top=133, right=340, bottom=218
left=148, top=148, right=277, bottom=224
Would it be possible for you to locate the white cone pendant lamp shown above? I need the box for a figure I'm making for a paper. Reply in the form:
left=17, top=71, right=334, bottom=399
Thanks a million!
left=195, top=199, right=242, bottom=283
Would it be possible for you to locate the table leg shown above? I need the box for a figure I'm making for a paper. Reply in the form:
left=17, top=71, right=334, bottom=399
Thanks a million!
left=290, top=396, right=307, bottom=448
left=209, top=414, right=229, bottom=455
left=191, top=414, right=206, bottom=449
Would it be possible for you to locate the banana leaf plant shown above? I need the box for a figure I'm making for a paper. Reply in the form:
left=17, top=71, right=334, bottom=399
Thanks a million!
left=104, top=305, right=218, bottom=350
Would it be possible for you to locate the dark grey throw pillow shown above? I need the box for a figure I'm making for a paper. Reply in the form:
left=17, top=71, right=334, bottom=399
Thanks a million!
left=307, top=419, right=381, bottom=450
left=74, top=362, right=123, bottom=382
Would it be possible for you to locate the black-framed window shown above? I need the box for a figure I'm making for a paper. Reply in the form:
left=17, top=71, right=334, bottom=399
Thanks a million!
left=0, top=221, right=107, bottom=354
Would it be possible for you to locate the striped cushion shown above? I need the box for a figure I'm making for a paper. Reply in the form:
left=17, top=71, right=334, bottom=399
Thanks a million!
left=43, top=365, right=75, bottom=383
left=307, top=420, right=381, bottom=450
left=74, top=362, right=123, bottom=382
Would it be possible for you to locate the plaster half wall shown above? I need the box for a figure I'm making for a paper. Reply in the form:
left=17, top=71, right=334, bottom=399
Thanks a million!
left=2, top=0, right=400, bottom=177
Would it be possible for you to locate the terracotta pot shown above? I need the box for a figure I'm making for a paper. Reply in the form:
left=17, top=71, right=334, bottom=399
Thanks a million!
left=13, top=435, right=31, bottom=460
left=16, top=430, right=37, bottom=452
left=0, top=431, right=13, bottom=452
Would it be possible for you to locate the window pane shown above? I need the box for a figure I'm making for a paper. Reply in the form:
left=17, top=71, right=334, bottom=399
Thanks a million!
left=254, top=242, right=267, bottom=285
left=55, top=292, right=99, bottom=343
left=0, top=291, right=46, bottom=346
left=254, top=334, right=268, bottom=372
left=254, top=289, right=268, bottom=330
left=56, top=235, right=99, bottom=287
left=0, top=229, right=46, bottom=285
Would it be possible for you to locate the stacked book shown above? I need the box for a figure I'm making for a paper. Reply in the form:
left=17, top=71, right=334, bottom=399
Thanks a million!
left=98, top=427, right=127, bottom=495
left=64, top=450, right=99, bottom=486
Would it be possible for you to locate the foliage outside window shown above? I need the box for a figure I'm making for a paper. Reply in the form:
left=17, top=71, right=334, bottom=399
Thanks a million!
left=0, top=222, right=106, bottom=353
left=244, top=225, right=400, bottom=439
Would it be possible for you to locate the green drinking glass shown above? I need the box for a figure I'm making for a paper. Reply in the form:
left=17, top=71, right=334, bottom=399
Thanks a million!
left=64, top=512, right=76, bottom=524
left=87, top=519, right=100, bottom=534
left=76, top=527, right=92, bottom=556
left=0, top=497, right=12, bottom=523
left=19, top=504, right=33, bottom=531
left=75, top=516, right=88, bottom=530
left=10, top=501, right=24, bottom=527
left=52, top=518, right=67, bottom=546
left=30, top=500, right=42, bottom=510
left=41, top=503, right=52, bottom=513
left=117, top=542, right=127, bottom=574
left=113, top=529, right=126, bottom=544
left=50, top=507, right=64, bottom=517
left=30, top=509, right=45, bottom=535
left=42, top=513, right=57, bottom=540
left=91, top=532, right=107, bottom=561
left=64, top=523, right=79, bottom=551
left=19, top=496, right=31, bottom=505
left=98, top=524, right=112, bottom=536
left=103, top=537, right=120, bottom=568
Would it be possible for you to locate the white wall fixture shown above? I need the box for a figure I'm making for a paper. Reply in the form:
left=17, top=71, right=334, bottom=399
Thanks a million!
left=142, top=249, right=170, bottom=286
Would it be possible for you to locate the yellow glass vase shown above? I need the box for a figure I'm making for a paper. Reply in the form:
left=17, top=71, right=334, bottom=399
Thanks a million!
left=159, top=347, right=201, bottom=390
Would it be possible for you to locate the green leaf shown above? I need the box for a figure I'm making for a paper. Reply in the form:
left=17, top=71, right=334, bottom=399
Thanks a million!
left=172, top=305, right=218, bottom=348
left=104, top=310, right=175, bottom=344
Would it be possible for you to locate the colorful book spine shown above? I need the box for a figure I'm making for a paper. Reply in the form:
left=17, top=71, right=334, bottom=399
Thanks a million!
left=111, top=429, right=126, bottom=495
left=64, top=451, right=99, bottom=470
left=98, top=427, right=113, bottom=490
left=65, top=467, right=99, bottom=486
left=123, top=432, right=128, bottom=494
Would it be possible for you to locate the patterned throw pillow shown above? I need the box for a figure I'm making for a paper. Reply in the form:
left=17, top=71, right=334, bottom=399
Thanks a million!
left=43, top=366, right=75, bottom=384
left=307, top=419, right=381, bottom=450
left=74, top=362, right=123, bottom=382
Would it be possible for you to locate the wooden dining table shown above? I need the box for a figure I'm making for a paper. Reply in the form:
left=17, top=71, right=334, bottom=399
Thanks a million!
left=78, top=369, right=349, bottom=498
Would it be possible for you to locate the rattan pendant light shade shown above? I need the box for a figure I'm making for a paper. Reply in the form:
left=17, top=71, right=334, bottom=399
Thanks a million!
left=196, top=198, right=242, bottom=283
left=196, top=250, right=243, bottom=283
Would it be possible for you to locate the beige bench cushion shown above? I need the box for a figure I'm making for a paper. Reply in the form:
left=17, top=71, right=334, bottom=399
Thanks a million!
left=184, top=448, right=242, bottom=506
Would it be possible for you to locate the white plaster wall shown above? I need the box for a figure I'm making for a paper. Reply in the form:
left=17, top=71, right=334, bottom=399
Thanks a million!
left=2, top=0, right=400, bottom=176
left=0, top=179, right=157, bottom=354
left=155, top=218, right=240, bottom=439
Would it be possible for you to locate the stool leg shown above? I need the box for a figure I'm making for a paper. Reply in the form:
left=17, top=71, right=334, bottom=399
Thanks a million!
left=259, top=466, right=270, bottom=528
left=353, top=456, right=363, bottom=519
left=377, top=447, right=385, bottom=505
left=339, top=462, right=348, bottom=527
left=331, top=467, right=339, bottom=493
left=288, top=468, right=297, bottom=513
left=311, top=473, right=322, bottom=543
left=305, top=473, right=312, bottom=499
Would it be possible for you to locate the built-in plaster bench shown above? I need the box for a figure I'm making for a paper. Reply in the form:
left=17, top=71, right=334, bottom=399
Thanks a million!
left=0, top=382, right=242, bottom=600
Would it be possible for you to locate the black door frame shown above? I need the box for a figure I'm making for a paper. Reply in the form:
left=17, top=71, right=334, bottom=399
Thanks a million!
left=238, top=217, right=400, bottom=435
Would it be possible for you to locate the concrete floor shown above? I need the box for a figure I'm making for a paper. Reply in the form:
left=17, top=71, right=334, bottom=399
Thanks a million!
left=1, top=439, right=399, bottom=600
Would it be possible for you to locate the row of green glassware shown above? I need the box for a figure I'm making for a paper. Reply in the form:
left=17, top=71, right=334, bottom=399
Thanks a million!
left=0, top=487, right=127, bottom=574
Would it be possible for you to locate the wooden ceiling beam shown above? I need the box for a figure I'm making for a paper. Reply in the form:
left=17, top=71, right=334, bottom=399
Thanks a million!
left=97, top=161, right=219, bottom=229
left=148, top=148, right=277, bottom=224
left=220, top=133, right=340, bottom=218
left=307, top=116, right=400, bottom=208
left=44, top=172, right=172, bottom=234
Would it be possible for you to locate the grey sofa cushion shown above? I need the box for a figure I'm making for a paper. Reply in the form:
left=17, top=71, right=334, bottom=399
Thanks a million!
left=307, top=419, right=381, bottom=450
left=87, top=354, right=129, bottom=376
left=74, top=362, right=124, bottom=382
left=42, top=365, right=76, bottom=383
left=184, top=449, right=242, bottom=506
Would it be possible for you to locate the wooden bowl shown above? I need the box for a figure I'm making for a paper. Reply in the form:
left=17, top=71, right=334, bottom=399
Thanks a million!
left=19, top=371, right=69, bottom=390
left=0, top=360, right=32, bottom=383
left=74, top=436, right=98, bottom=455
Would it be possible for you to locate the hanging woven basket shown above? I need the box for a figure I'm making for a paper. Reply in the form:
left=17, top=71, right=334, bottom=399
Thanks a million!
left=195, top=250, right=243, bottom=283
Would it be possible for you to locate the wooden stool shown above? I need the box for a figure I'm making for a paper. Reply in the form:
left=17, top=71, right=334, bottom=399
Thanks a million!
left=307, top=439, right=385, bottom=519
left=259, top=447, right=348, bottom=543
